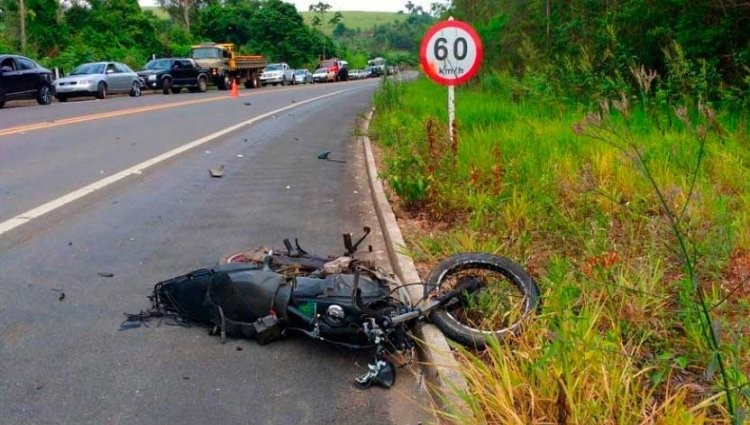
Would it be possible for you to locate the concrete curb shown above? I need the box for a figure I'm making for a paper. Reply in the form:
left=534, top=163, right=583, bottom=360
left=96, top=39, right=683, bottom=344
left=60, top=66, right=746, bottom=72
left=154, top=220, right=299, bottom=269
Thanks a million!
left=359, top=108, right=470, bottom=417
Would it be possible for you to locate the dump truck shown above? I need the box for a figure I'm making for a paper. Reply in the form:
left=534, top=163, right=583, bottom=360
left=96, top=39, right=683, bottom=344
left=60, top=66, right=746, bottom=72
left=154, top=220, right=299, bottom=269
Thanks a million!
left=189, top=42, right=267, bottom=90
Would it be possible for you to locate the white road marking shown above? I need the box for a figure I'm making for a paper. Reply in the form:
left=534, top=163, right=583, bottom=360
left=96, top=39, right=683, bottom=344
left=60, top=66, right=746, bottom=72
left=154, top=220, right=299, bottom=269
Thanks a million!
left=0, top=87, right=358, bottom=236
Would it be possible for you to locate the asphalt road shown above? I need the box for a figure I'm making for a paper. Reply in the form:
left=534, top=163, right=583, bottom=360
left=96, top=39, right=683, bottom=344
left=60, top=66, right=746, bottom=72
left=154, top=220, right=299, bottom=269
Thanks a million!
left=0, top=80, right=429, bottom=424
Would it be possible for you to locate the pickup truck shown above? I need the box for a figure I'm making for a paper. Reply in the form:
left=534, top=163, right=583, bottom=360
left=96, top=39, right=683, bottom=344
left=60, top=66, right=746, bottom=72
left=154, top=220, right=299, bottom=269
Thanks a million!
left=190, top=43, right=267, bottom=90
left=138, top=58, right=209, bottom=95
left=260, top=63, right=294, bottom=86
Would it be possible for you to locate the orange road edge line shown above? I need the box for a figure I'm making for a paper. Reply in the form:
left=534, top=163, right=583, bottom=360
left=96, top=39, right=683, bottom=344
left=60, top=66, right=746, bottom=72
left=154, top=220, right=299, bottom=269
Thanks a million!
left=0, top=86, right=307, bottom=138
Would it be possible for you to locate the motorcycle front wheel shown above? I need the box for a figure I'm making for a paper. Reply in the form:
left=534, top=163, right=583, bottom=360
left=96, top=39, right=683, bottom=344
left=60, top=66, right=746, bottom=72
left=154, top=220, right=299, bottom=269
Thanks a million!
left=424, top=253, right=540, bottom=349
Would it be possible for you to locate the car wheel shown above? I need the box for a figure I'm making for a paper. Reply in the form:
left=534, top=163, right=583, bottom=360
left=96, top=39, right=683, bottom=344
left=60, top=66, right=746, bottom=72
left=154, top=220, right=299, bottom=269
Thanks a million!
left=130, top=82, right=141, bottom=97
left=57, top=94, right=69, bottom=102
left=96, top=82, right=107, bottom=100
left=37, top=84, right=53, bottom=105
left=0, top=101, right=4, bottom=109
left=171, top=87, right=182, bottom=94
left=162, top=78, right=171, bottom=95
left=197, top=77, right=207, bottom=93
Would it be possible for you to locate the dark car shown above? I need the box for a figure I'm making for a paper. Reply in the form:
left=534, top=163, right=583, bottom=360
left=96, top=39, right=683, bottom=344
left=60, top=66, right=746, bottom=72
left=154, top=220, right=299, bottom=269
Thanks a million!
left=0, top=54, right=54, bottom=109
left=138, top=58, right=209, bottom=95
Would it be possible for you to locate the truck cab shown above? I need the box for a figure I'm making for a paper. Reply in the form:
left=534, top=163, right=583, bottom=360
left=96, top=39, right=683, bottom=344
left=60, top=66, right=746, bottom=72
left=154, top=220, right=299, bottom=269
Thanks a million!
left=190, top=43, right=266, bottom=90
left=319, top=58, right=349, bottom=82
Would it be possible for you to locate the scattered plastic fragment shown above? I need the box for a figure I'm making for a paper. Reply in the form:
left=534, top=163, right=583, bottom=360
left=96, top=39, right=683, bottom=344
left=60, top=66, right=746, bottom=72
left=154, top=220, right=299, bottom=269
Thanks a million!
left=209, top=165, right=225, bottom=178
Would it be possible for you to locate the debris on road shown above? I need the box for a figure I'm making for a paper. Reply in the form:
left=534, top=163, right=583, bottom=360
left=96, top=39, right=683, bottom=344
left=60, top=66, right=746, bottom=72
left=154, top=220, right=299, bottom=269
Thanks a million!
left=59, top=292, right=65, bottom=301
left=209, top=165, right=225, bottom=178
left=318, top=151, right=346, bottom=163
left=98, top=272, right=114, bottom=278
left=244, top=102, right=252, bottom=106
left=237, top=154, right=244, bottom=158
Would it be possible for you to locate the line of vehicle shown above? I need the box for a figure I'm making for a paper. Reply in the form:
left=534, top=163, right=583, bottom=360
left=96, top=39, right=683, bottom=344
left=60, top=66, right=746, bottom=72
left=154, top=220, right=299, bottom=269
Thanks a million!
left=0, top=86, right=360, bottom=236
left=0, top=84, right=330, bottom=138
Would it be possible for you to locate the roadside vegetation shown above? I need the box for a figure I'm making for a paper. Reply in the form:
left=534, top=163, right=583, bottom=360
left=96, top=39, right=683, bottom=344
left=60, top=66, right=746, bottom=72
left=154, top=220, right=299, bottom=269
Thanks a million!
left=372, top=1, right=750, bottom=423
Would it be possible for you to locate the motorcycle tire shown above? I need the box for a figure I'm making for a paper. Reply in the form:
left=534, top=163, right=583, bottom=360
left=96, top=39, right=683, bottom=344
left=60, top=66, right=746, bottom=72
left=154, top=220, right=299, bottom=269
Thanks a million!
left=424, top=253, right=539, bottom=349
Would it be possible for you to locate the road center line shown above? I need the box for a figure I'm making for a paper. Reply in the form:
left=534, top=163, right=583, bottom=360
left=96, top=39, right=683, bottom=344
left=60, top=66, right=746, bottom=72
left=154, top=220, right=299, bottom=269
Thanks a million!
left=0, top=84, right=326, bottom=138
left=0, top=86, right=359, bottom=236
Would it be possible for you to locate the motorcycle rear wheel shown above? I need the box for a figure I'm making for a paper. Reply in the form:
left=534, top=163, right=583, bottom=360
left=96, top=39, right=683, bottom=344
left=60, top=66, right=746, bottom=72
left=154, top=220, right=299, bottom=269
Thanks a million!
left=424, top=253, right=539, bottom=349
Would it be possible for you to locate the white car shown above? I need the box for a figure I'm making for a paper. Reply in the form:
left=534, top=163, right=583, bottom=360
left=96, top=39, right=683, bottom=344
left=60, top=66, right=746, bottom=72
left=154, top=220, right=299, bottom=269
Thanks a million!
left=260, top=63, right=294, bottom=86
left=312, top=68, right=335, bottom=83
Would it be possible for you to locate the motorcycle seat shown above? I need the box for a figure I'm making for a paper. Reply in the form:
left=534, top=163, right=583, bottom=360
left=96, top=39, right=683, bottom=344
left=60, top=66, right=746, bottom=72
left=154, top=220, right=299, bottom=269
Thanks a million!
left=293, top=277, right=326, bottom=298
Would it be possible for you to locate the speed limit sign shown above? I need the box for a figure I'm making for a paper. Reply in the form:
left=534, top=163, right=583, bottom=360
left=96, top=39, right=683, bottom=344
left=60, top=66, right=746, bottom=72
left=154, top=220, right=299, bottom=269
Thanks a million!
left=420, top=19, right=483, bottom=86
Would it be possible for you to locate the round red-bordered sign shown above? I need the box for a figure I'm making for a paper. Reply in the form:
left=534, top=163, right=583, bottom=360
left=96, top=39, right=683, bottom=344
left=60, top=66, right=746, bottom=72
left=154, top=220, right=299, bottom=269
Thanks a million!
left=420, top=20, right=483, bottom=86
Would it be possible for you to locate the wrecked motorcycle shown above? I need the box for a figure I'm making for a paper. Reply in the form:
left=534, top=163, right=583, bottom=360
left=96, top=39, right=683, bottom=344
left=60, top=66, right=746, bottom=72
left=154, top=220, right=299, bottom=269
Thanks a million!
left=123, top=228, right=540, bottom=388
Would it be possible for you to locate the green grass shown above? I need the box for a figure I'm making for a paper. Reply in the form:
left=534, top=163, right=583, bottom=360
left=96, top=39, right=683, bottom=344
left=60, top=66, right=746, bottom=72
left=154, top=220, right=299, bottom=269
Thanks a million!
left=300, top=11, right=407, bottom=35
left=371, top=76, right=750, bottom=423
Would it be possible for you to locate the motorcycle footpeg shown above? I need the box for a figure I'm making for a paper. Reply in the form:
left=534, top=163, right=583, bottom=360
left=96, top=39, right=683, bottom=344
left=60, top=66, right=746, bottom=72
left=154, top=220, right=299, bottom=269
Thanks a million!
left=253, top=315, right=284, bottom=345
left=354, top=360, right=396, bottom=389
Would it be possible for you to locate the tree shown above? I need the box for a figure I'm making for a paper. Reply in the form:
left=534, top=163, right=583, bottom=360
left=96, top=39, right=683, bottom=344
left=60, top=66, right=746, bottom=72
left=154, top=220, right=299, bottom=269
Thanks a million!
left=332, top=22, right=346, bottom=38
left=328, top=11, right=342, bottom=27
left=156, top=0, right=198, bottom=31
left=308, top=1, right=331, bottom=30
left=18, top=0, right=25, bottom=52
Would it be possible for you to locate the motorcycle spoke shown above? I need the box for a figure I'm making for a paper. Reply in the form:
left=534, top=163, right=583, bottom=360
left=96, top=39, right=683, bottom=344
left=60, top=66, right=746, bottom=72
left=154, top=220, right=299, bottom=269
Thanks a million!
left=437, top=268, right=528, bottom=333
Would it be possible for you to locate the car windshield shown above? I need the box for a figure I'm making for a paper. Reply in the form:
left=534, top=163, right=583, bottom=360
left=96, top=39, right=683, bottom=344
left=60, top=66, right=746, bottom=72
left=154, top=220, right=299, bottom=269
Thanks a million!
left=191, top=48, right=220, bottom=59
left=266, top=64, right=282, bottom=71
left=144, top=60, right=172, bottom=71
left=71, top=63, right=105, bottom=75
left=294, top=70, right=305, bottom=75
left=315, top=68, right=327, bottom=74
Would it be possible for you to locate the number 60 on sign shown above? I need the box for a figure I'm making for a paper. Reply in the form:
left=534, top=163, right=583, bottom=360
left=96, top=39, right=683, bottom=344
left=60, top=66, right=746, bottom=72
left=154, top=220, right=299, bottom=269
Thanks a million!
left=420, top=19, right=483, bottom=86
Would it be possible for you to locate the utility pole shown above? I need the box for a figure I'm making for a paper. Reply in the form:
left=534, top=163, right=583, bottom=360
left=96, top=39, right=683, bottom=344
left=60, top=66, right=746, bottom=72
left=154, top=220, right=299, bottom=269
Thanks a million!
left=19, top=0, right=27, bottom=53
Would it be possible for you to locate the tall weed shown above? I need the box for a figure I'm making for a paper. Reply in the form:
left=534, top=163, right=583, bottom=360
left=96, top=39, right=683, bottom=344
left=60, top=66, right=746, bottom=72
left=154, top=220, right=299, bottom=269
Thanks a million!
left=372, top=75, right=750, bottom=423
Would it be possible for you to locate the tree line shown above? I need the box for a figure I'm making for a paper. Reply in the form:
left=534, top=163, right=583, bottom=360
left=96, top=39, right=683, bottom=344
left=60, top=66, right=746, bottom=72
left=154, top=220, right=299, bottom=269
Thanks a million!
left=447, top=0, right=750, bottom=107
left=0, top=0, right=338, bottom=72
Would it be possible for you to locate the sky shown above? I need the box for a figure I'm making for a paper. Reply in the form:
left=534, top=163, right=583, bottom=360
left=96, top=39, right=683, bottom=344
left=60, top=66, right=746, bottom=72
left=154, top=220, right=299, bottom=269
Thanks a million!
left=138, top=0, right=436, bottom=13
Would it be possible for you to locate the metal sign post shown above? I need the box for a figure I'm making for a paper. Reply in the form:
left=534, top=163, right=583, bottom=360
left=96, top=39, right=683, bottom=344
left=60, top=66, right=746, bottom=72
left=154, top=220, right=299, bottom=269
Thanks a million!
left=420, top=17, right=484, bottom=146
left=448, top=85, right=455, bottom=142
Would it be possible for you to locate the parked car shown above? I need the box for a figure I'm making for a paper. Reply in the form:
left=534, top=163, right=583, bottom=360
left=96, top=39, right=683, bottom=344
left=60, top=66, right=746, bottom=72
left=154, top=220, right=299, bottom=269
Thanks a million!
left=312, top=67, right=335, bottom=83
left=54, top=62, right=141, bottom=101
left=0, top=54, right=53, bottom=109
left=260, top=63, right=294, bottom=86
left=366, top=66, right=383, bottom=78
left=138, top=58, right=209, bottom=95
left=293, top=69, right=312, bottom=85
